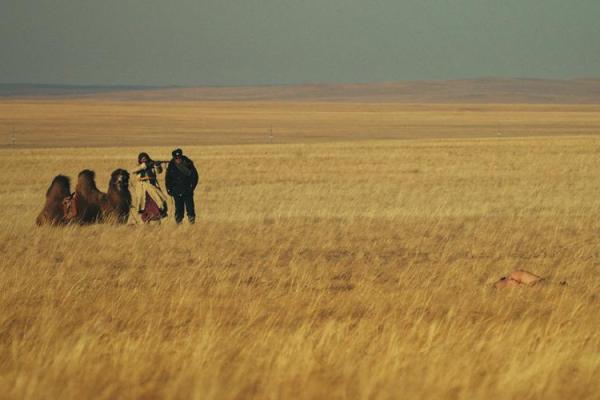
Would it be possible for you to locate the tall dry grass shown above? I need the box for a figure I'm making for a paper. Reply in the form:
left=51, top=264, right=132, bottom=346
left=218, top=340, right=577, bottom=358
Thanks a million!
left=1, top=136, right=599, bottom=399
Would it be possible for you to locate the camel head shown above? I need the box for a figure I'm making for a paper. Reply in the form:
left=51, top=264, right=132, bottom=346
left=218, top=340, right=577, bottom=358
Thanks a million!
left=110, top=169, right=130, bottom=192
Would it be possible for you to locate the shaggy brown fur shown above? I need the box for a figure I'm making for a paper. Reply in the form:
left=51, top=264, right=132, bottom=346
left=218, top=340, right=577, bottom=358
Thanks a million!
left=105, top=169, right=131, bottom=223
left=72, top=169, right=110, bottom=224
left=36, top=175, right=72, bottom=226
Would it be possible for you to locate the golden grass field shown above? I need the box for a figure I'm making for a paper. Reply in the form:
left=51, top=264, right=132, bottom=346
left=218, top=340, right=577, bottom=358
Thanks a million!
left=1, top=100, right=600, bottom=399
left=2, top=100, right=600, bottom=147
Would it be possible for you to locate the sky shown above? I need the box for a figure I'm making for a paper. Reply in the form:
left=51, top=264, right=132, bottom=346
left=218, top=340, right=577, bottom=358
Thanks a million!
left=1, top=0, right=600, bottom=86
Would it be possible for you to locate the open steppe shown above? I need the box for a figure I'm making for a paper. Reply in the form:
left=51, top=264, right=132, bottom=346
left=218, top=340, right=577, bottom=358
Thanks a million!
left=2, top=100, right=600, bottom=148
left=1, top=98, right=599, bottom=399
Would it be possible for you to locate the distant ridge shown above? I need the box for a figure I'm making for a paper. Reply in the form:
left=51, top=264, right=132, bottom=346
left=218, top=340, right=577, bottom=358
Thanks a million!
left=0, top=83, right=162, bottom=97
left=2, top=79, right=600, bottom=104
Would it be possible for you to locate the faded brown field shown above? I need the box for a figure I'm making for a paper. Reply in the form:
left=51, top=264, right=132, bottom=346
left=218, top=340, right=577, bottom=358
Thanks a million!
left=2, top=100, right=600, bottom=147
left=1, top=101, right=600, bottom=399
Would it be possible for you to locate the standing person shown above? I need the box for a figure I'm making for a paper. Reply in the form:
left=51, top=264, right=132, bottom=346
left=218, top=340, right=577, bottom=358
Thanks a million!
left=131, top=152, right=169, bottom=223
left=166, top=148, right=199, bottom=224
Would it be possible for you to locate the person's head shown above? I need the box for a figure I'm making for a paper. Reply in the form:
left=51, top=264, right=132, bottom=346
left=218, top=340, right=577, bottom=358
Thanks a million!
left=138, top=152, right=151, bottom=164
left=172, top=148, right=183, bottom=164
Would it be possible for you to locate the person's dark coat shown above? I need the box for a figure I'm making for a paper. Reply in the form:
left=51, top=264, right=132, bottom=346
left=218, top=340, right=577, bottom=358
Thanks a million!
left=166, top=156, right=199, bottom=196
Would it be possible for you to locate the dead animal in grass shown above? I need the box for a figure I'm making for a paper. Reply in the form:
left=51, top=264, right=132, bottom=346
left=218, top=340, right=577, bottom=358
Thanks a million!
left=494, top=270, right=544, bottom=289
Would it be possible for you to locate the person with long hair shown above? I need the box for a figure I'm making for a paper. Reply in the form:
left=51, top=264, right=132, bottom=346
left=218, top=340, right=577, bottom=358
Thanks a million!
left=130, top=152, right=169, bottom=223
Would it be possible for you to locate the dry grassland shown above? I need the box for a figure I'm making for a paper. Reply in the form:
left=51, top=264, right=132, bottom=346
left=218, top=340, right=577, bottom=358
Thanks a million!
left=1, top=133, right=600, bottom=399
left=2, top=100, right=600, bottom=147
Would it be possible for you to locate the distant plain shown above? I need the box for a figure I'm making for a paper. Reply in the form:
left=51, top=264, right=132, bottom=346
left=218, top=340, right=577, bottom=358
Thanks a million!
left=2, top=100, right=600, bottom=148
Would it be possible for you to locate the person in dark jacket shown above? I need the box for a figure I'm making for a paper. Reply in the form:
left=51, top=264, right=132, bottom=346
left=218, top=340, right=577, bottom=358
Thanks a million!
left=165, top=148, right=199, bottom=224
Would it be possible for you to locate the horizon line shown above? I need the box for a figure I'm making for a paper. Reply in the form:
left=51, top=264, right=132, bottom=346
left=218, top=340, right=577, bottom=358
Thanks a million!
left=1, top=77, right=600, bottom=89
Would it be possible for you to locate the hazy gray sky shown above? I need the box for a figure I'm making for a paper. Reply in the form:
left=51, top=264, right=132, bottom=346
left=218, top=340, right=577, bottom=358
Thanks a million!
left=1, top=0, right=599, bottom=86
